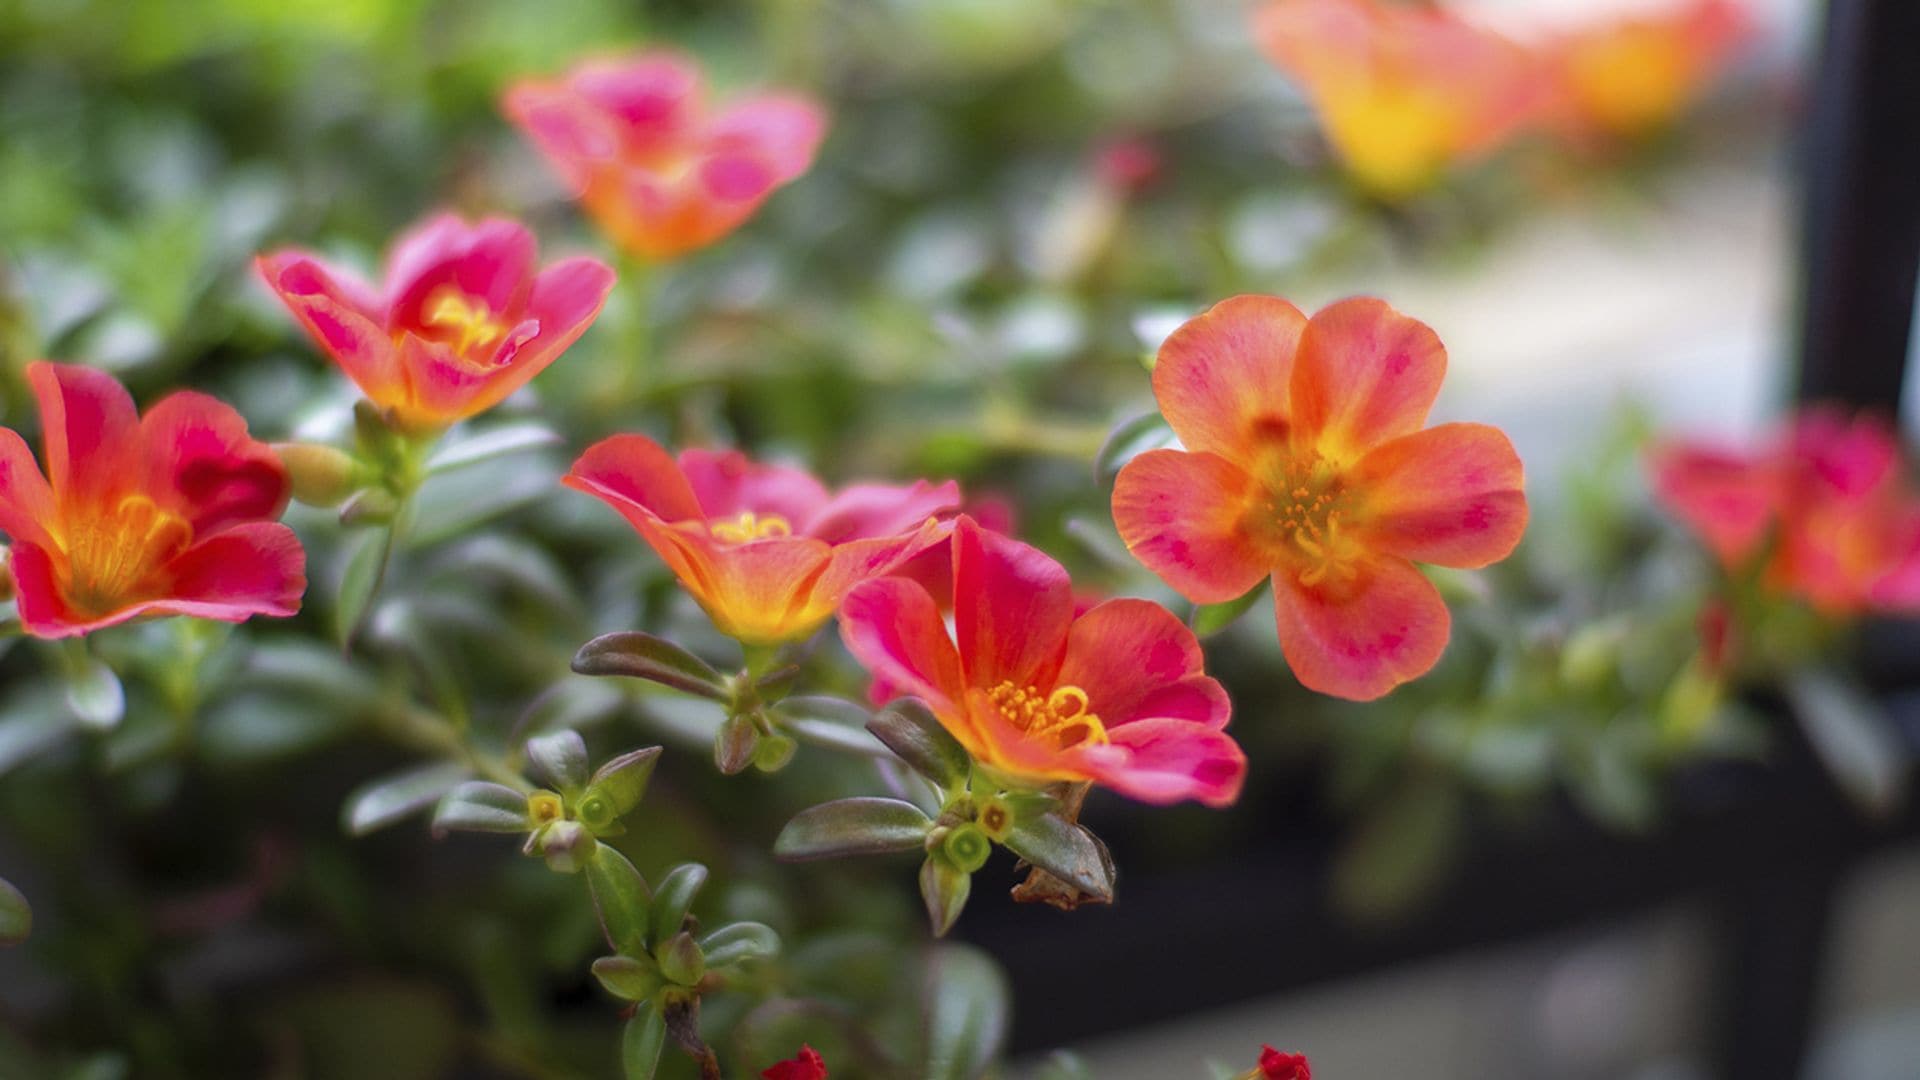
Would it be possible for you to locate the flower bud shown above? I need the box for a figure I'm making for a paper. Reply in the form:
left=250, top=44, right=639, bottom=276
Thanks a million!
left=526, top=790, right=566, bottom=829
left=539, top=820, right=597, bottom=874
left=942, top=823, right=992, bottom=874
left=576, top=790, right=618, bottom=833
left=656, top=930, right=706, bottom=987
left=714, top=712, right=761, bottom=775
left=974, top=795, right=1016, bottom=842
left=273, top=442, right=362, bottom=507
left=753, top=732, right=798, bottom=773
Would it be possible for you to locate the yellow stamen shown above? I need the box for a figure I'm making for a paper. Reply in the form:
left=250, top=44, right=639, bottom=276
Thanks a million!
left=59, top=494, right=191, bottom=615
left=421, top=286, right=507, bottom=357
left=986, top=681, right=1110, bottom=751
left=708, top=511, right=793, bottom=544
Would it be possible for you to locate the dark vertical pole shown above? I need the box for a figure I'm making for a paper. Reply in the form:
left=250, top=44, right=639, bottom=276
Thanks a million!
left=1708, top=865, right=1843, bottom=1080
left=1793, top=0, right=1920, bottom=409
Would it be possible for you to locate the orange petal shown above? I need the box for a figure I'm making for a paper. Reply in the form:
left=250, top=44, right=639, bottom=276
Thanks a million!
left=641, top=523, right=833, bottom=644
left=1152, top=295, right=1306, bottom=464
left=1272, top=553, right=1449, bottom=700
left=565, top=434, right=704, bottom=524
left=1350, top=422, right=1527, bottom=568
left=1290, top=297, right=1446, bottom=460
left=1112, top=449, right=1271, bottom=604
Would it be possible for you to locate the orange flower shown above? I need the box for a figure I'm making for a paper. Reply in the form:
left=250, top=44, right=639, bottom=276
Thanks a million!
left=1650, top=409, right=1920, bottom=616
left=565, top=434, right=958, bottom=644
left=1112, top=296, right=1527, bottom=701
left=1548, top=0, right=1752, bottom=143
left=0, top=363, right=305, bottom=637
left=503, top=51, right=827, bottom=260
left=1253, top=0, right=1543, bottom=200
left=257, top=213, right=615, bottom=432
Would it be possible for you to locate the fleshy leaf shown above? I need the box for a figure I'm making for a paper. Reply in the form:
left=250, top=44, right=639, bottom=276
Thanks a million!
left=65, top=656, right=124, bottom=732
left=337, top=524, right=394, bottom=646
left=1092, top=409, right=1170, bottom=484
left=1002, top=813, right=1115, bottom=903
left=584, top=746, right=663, bottom=821
left=1785, top=668, right=1908, bottom=818
left=867, top=698, right=971, bottom=789
left=775, top=695, right=889, bottom=757
left=700, top=920, right=781, bottom=970
left=525, top=728, right=590, bottom=794
left=592, top=954, right=666, bottom=1003
left=344, top=762, right=473, bottom=836
left=622, top=1001, right=668, bottom=1080
left=774, top=797, right=933, bottom=861
left=425, top=422, right=561, bottom=475
left=924, top=944, right=1010, bottom=1080
left=649, top=862, right=708, bottom=944
left=919, top=856, right=971, bottom=938
left=432, top=781, right=530, bottom=835
left=0, top=875, right=29, bottom=947
left=1190, top=580, right=1268, bottom=638
left=586, top=845, right=653, bottom=955
left=572, top=631, right=728, bottom=701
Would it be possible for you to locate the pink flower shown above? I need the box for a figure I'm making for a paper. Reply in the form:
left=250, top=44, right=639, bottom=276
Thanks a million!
left=566, top=434, right=959, bottom=644
left=0, top=362, right=305, bottom=637
left=761, top=1045, right=827, bottom=1080
left=840, top=517, right=1247, bottom=807
left=256, top=213, right=615, bottom=431
left=1651, top=408, right=1920, bottom=615
left=503, top=51, right=828, bottom=260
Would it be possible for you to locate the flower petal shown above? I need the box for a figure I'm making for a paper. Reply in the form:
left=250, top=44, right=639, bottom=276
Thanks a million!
left=1350, top=422, right=1527, bottom=568
left=0, top=427, right=56, bottom=551
left=1272, top=553, right=1450, bottom=700
left=1152, top=294, right=1306, bottom=463
left=811, top=517, right=951, bottom=611
left=26, top=361, right=141, bottom=505
left=158, top=522, right=306, bottom=621
left=1112, top=448, right=1272, bottom=603
left=802, top=478, right=960, bottom=543
left=660, top=530, right=832, bottom=643
left=678, top=448, right=831, bottom=525
left=839, top=576, right=967, bottom=720
left=951, top=516, right=1076, bottom=691
left=1647, top=440, right=1775, bottom=565
left=704, top=94, right=828, bottom=186
left=11, top=542, right=100, bottom=637
left=1056, top=598, right=1215, bottom=726
left=255, top=252, right=401, bottom=403
left=1074, top=719, right=1247, bottom=807
left=1290, top=297, right=1447, bottom=459
left=565, top=434, right=703, bottom=524
left=386, top=215, right=538, bottom=324
left=139, top=391, right=289, bottom=535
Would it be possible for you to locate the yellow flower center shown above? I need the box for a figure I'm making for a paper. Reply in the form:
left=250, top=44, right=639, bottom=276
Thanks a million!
left=421, top=286, right=508, bottom=359
left=1257, top=453, right=1365, bottom=588
left=60, top=494, right=192, bottom=616
left=1567, top=27, right=1692, bottom=137
left=708, top=511, right=793, bottom=544
left=1321, top=78, right=1464, bottom=199
left=987, top=681, right=1110, bottom=751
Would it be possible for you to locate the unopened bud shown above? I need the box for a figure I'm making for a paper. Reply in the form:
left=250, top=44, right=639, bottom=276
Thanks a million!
left=714, top=713, right=760, bottom=775
left=539, top=820, right=597, bottom=874
left=656, top=931, right=706, bottom=986
left=942, top=823, right=992, bottom=874
left=753, top=732, right=798, bottom=773
left=273, top=442, right=362, bottom=508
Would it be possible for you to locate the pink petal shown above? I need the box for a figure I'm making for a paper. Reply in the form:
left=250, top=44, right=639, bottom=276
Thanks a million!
left=1151, top=294, right=1307, bottom=463
left=11, top=541, right=102, bottom=638
left=1272, top=553, right=1451, bottom=701
left=1290, top=297, right=1447, bottom=459
left=839, top=576, right=967, bottom=719
left=952, top=516, right=1074, bottom=691
left=502, top=79, right=623, bottom=190
left=254, top=252, right=402, bottom=403
left=565, top=434, right=704, bottom=525
left=704, top=94, right=828, bottom=184
left=678, top=449, right=831, bottom=525
left=158, top=522, right=306, bottom=620
left=386, top=215, right=538, bottom=324
left=802, top=478, right=961, bottom=543
left=0, top=426, right=56, bottom=551
left=1350, top=422, right=1527, bottom=568
left=811, top=517, right=951, bottom=610
left=1111, top=448, right=1272, bottom=603
left=26, top=361, right=141, bottom=504
left=1075, top=719, right=1247, bottom=807
left=139, top=391, right=289, bottom=535
left=1056, top=598, right=1220, bottom=728
left=1647, top=440, right=1776, bottom=565
left=568, top=52, right=703, bottom=153
left=1789, top=408, right=1901, bottom=502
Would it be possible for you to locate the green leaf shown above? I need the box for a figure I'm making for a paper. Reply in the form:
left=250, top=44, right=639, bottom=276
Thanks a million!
left=1331, top=778, right=1464, bottom=924
left=648, top=862, right=708, bottom=944
left=64, top=655, right=124, bottom=732
left=0, top=700, right=77, bottom=778
left=0, top=875, right=29, bottom=946
left=1002, top=813, right=1115, bottom=902
left=524, top=729, right=590, bottom=795
left=424, top=422, right=560, bottom=475
left=1785, top=668, right=1908, bottom=818
left=592, top=954, right=665, bottom=1003
left=1092, top=409, right=1169, bottom=484
left=622, top=1002, right=667, bottom=1080
left=656, top=930, right=705, bottom=986
left=587, top=846, right=653, bottom=955
left=775, top=695, right=888, bottom=756
left=343, top=762, right=472, bottom=836
left=572, top=631, right=728, bottom=701
left=714, top=712, right=760, bottom=775
left=867, top=698, right=971, bottom=788
left=919, top=855, right=971, bottom=937
left=924, top=945, right=1009, bottom=1080
left=431, top=781, right=529, bottom=835
left=1191, top=580, right=1267, bottom=638
left=700, top=920, right=780, bottom=970
left=774, top=797, right=933, bottom=861
left=336, top=524, right=393, bottom=647
left=585, top=746, right=663, bottom=820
